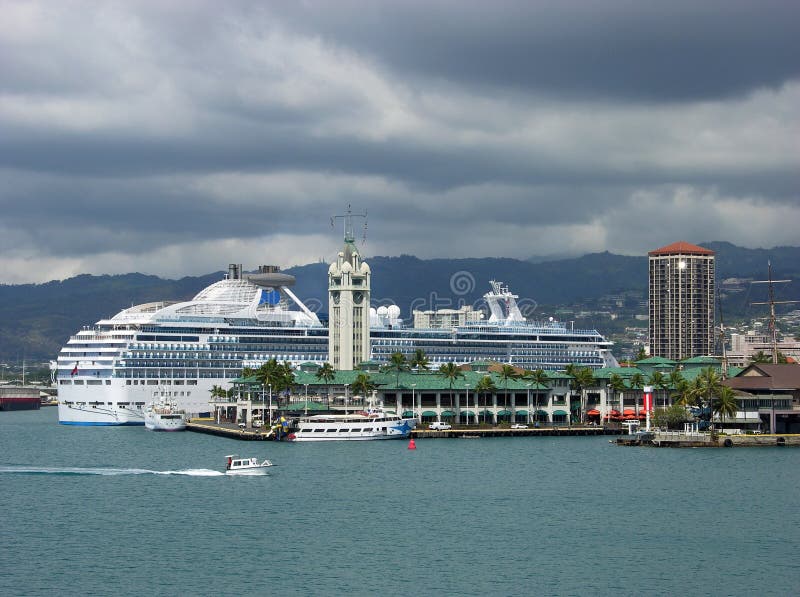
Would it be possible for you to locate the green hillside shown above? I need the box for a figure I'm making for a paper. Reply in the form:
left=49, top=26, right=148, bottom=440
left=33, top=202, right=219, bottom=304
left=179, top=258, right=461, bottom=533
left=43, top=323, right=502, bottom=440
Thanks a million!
left=2, top=243, right=798, bottom=362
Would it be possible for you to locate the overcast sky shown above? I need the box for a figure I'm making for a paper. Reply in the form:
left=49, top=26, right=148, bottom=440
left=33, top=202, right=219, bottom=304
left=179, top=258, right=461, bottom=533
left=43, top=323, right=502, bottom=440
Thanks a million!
left=1, top=0, right=798, bottom=283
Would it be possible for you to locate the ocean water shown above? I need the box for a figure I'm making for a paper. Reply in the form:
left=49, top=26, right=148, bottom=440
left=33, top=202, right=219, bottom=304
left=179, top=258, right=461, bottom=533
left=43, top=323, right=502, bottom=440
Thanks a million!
left=1, top=409, right=799, bottom=597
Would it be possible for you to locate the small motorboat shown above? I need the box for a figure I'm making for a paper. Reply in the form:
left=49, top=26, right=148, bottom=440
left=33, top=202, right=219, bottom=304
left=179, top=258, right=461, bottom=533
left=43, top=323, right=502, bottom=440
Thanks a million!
left=224, top=455, right=274, bottom=475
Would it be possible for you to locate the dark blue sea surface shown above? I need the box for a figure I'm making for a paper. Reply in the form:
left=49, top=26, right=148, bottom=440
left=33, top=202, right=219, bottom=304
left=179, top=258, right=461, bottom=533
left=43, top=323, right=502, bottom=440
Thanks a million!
left=2, top=408, right=799, bottom=596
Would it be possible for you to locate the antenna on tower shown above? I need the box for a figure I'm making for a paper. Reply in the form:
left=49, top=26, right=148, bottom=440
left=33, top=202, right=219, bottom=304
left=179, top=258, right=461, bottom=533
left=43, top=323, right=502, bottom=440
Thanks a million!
left=331, top=204, right=368, bottom=244
left=716, top=288, right=728, bottom=379
left=751, top=261, right=796, bottom=365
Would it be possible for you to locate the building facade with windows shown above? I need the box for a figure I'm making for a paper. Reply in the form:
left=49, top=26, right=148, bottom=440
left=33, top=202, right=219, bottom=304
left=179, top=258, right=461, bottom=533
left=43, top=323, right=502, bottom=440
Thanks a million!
left=648, top=241, right=715, bottom=360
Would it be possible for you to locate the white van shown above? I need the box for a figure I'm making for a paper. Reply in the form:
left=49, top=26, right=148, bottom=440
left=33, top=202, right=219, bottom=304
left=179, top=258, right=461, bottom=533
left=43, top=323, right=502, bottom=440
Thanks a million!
left=428, top=421, right=452, bottom=430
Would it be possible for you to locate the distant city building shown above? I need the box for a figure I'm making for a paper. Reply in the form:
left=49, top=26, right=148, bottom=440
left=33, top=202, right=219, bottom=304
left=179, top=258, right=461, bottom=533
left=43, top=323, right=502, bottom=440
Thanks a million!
left=648, top=241, right=715, bottom=360
left=727, top=331, right=800, bottom=368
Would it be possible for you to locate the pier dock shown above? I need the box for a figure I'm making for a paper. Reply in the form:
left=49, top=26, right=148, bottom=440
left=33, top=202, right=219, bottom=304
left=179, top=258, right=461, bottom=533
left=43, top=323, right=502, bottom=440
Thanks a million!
left=615, top=431, right=800, bottom=448
left=187, top=419, right=618, bottom=441
left=187, top=420, right=276, bottom=440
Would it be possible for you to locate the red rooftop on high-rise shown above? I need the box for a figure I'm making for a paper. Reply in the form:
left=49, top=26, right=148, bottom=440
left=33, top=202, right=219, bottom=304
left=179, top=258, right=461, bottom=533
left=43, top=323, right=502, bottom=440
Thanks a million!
left=648, top=241, right=714, bottom=256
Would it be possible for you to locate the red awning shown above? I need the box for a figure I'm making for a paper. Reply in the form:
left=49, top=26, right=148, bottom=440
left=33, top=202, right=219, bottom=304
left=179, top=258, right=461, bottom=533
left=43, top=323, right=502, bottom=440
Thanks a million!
left=587, top=409, right=600, bottom=416
left=623, top=409, right=635, bottom=415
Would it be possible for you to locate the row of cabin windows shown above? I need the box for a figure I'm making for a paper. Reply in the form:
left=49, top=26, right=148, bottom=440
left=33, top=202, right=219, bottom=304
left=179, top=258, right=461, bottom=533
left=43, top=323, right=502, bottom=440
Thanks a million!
left=303, top=427, right=388, bottom=433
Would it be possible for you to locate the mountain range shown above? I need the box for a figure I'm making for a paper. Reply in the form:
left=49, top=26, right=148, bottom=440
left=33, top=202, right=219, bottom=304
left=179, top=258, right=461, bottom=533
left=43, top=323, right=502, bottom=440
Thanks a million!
left=2, top=241, right=798, bottom=362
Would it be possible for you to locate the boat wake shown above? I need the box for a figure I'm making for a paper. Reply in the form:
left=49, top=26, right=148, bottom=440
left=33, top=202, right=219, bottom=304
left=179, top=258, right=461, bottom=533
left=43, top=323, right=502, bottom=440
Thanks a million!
left=0, top=466, right=225, bottom=477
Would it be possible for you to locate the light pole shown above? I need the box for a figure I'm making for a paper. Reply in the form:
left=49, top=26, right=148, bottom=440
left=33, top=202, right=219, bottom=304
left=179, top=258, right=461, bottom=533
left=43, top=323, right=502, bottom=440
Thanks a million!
left=411, top=383, right=417, bottom=422
left=526, top=382, right=532, bottom=425
left=464, top=382, right=470, bottom=426
left=344, top=384, right=350, bottom=414
left=260, top=383, right=266, bottom=427
left=268, top=383, right=272, bottom=426
left=304, top=383, right=309, bottom=416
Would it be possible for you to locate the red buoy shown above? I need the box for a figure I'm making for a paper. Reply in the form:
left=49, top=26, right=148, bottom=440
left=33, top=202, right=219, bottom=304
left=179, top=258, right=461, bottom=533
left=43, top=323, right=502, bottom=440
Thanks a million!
left=408, top=438, right=416, bottom=450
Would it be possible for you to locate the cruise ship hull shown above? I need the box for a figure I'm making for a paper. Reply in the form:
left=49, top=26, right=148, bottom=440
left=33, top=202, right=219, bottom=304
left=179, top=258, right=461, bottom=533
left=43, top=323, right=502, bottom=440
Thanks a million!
left=57, top=378, right=209, bottom=426
left=57, top=402, right=144, bottom=425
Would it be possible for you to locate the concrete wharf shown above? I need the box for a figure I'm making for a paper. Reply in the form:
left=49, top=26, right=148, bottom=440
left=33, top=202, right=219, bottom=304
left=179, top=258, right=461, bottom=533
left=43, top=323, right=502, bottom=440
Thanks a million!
left=615, top=431, right=800, bottom=448
left=187, top=419, right=618, bottom=441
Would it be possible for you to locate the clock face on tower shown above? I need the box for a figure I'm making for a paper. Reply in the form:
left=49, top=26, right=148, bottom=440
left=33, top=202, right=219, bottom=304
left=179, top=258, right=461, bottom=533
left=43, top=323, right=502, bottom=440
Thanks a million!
left=332, top=291, right=340, bottom=304
left=354, top=291, right=364, bottom=305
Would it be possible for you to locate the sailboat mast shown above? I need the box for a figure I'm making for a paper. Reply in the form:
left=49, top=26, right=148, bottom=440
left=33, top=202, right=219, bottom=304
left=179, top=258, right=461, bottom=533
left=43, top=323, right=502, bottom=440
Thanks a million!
left=767, top=262, right=778, bottom=364
left=716, top=289, right=728, bottom=378
left=751, top=261, right=796, bottom=365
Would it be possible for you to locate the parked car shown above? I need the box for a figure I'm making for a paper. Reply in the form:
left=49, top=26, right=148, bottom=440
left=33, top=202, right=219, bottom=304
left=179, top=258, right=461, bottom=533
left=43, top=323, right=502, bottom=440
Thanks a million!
left=428, top=421, right=452, bottom=430
left=511, top=423, right=528, bottom=429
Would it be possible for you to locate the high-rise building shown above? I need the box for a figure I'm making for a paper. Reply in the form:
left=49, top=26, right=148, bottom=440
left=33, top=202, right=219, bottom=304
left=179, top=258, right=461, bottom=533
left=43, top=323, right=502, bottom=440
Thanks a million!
left=328, top=225, right=371, bottom=371
left=648, top=241, right=715, bottom=360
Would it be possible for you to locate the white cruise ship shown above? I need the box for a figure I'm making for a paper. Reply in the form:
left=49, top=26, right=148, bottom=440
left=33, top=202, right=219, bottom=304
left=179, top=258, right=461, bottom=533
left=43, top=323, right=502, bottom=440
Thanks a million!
left=55, top=265, right=325, bottom=425
left=54, top=267, right=616, bottom=426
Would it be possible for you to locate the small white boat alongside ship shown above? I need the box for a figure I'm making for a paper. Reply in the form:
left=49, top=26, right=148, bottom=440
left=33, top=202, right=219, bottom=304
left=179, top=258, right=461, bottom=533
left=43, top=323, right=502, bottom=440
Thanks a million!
left=143, top=399, right=187, bottom=432
left=225, top=455, right=274, bottom=475
left=288, top=397, right=417, bottom=442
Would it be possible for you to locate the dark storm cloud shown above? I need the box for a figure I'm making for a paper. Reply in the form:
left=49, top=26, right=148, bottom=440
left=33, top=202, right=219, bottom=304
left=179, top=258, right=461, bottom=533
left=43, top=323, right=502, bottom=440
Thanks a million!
left=268, top=0, right=800, bottom=102
left=0, top=0, right=798, bottom=282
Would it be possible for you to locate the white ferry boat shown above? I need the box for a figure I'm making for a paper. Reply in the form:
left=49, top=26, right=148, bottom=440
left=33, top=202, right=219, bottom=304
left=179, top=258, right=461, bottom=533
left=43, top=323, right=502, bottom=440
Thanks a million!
left=143, top=399, right=187, bottom=431
left=54, top=266, right=616, bottom=426
left=225, top=455, right=273, bottom=475
left=288, top=399, right=417, bottom=442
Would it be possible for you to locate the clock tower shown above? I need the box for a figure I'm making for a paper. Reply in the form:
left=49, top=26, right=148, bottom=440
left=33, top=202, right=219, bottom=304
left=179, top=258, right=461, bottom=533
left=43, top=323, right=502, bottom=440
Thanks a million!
left=328, top=209, right=371, bottom=370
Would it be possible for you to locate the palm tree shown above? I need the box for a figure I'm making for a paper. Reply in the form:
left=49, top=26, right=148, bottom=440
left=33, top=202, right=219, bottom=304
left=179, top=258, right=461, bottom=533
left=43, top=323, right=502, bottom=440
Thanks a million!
left=608, top=373, right=627, bottom=417
left=315, top=362, right=336, bottom=404
left=713, top=385, right=739, bottom=423
left=438, top=362, right=463, bottom=417
left=690, top=367, right=723, bottom=431
left=209, top=384, right=229, bottom=399
left=410, top=349, right=430, bottom=372
left=316, top=362, right=335, bottom=384
left=279, top=360, right=296, bottom=403
left=629, top=372, right=644, bottom=413
left=383, top=351, right=410, bottom=389
left=474, top=375, right=497, bottom=424
left=498, top=364, right=519, bottom=419
left=351, top=372, right=375, bottom=397
left=255, top=358, right=295, bottom=408
left=255, top=358, right=281, bottom=392
left=566, top=364, right=594, bottom=423
left=525, top=369, right=549, bottom=412
left=750, top=350, right=787, bottom=364
left=647, top=371, right=669, bottom=407
left=750, top=350, right=772, bottom=364
left=670, top=372, right=693, bottom=408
